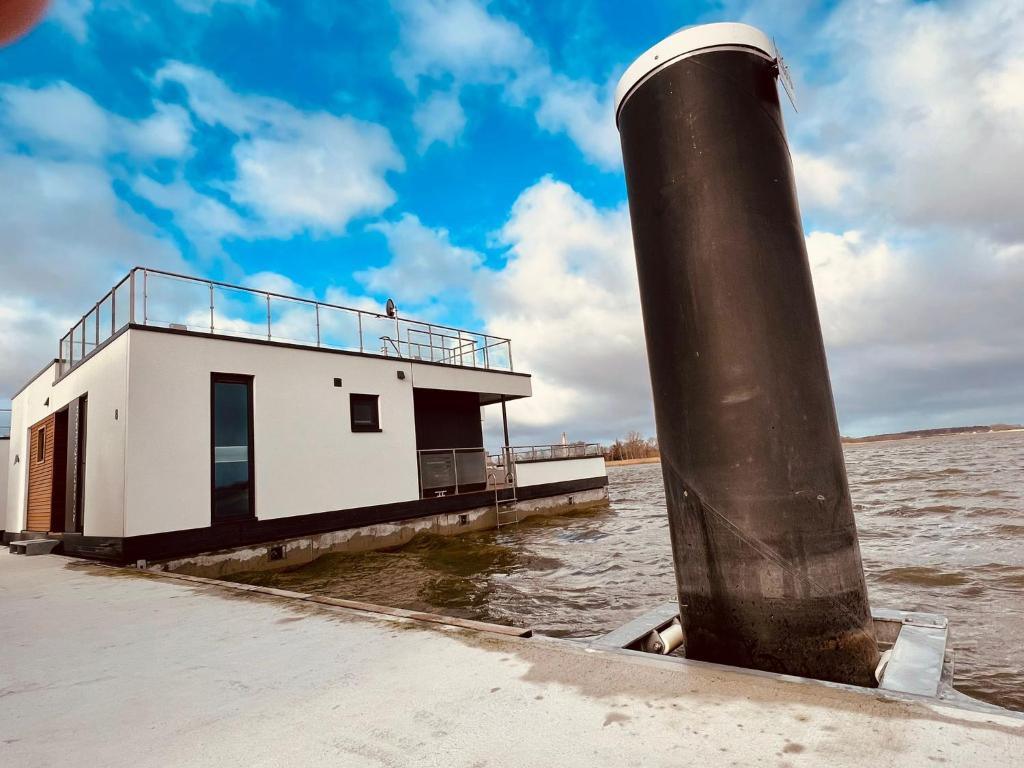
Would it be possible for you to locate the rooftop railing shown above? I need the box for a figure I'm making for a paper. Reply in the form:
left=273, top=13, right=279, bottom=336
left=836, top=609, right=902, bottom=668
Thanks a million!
left=0, top=408, right=10, bottom=439
left=57, top=267, right=513, bottom=377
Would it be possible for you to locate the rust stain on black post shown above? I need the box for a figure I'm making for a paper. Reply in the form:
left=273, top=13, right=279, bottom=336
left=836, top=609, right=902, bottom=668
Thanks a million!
left=615, top=23, right=878, bottom=686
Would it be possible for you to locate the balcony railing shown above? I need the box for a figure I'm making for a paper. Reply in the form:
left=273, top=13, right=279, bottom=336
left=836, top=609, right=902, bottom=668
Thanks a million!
left=418, top=447, right=490, bottom=498
left=504, top=443, right=603, bottom=463
left=418, top=444, right=603, bottom=498
left=0, top=408, right=10, bottom=439
left=57, top=267, right=513, bottom=377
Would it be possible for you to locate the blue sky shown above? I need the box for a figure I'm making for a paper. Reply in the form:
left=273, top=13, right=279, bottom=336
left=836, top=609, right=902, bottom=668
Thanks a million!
left=2, top=0, right=1023, bottom=443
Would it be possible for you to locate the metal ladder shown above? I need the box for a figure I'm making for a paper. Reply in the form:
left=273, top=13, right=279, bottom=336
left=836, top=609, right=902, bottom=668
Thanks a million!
left=490, top=465, right=519, bottom=528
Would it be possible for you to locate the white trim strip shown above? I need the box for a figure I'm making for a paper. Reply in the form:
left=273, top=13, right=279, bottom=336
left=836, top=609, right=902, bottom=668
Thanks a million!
left=615, top=22, right=775, bottom=123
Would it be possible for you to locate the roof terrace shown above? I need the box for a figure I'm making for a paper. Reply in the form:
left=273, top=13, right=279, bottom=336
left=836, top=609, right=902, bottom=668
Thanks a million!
left=57, top=267, right=513, bottom=377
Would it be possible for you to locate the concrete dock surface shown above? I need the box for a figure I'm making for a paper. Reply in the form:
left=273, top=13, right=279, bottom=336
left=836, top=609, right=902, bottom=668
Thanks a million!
left=1, top=551, right=1021, bottom=767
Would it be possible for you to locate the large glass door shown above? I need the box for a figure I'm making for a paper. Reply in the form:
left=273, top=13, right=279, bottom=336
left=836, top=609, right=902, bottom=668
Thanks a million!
left=211, top=374, right=254, bottom=522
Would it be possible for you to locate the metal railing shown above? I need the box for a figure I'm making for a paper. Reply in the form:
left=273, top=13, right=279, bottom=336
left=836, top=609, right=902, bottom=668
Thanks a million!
left=418, top=444, right=601, bottom=498
left=0, top=408, right=10, bottom=439
left=418, top=447, right=491, bottom=498
left=505, top=443, right=603, bottom=463
left=57, top=267, right=513, bottom=377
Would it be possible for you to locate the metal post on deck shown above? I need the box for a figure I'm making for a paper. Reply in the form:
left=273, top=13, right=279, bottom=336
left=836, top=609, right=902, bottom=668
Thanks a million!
left=143, top=269, right=148, bottom=325
left=209, top=283, right=214, bottom=333
left=315, top=303, right=321, bottom=347
left=266, top=293, right=272, bottom=341
left=358, top=313, right=363, bottom=353
left=129, top=270, right=136, bottom=324
left=501, top=397, right=510, bottom=451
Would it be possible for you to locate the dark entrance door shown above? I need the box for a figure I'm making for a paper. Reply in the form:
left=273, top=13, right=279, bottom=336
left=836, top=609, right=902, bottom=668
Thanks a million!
left=64, top=395, right=87, bottom=533
left=211, top=374, right=255, bottom=523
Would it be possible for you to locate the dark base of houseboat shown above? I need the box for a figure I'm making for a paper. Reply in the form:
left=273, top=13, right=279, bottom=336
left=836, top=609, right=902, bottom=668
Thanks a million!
left=3, top=476, right=608, bottom=564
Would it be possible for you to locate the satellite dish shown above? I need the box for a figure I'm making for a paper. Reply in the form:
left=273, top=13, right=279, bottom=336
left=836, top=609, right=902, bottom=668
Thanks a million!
left=385, top=298, right=397, bottom=318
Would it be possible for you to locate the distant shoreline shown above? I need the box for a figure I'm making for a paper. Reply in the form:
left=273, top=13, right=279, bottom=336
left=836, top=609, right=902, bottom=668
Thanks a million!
left=840, top=425, right=1024, bottom=445
left=605, top=456, right=661, bottom=467
left=604, top=425, right=1023, bottom=465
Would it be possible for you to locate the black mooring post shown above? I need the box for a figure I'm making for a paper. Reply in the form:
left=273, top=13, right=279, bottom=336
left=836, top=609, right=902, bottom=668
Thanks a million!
left=615, top=23, right=878, bottom=686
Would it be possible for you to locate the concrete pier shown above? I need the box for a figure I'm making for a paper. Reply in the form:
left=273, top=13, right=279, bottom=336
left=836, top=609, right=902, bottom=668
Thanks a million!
left=1, top=551, right=1020, bottom=767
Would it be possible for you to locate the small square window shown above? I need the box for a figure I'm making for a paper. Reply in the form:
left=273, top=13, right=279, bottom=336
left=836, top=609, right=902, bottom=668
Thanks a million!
left=350, top=393, right=380, bottom=432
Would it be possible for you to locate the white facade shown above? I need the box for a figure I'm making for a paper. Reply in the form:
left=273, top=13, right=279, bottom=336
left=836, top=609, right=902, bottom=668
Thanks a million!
left=6, top=335, right=130, bottom=537
left=126, top=330, right=426, bottom=536
left=5, top=328, right=539, bottom=539
left=0, top=439, right=8, bottom=527
left=514, top=456, right=608, bottom=488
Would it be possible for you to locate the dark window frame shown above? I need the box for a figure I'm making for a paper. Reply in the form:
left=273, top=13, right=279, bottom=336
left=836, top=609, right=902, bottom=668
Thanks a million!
left=37, top=427, right=45, bottom=463
left=350, top=393, right=381, bottom=433
left=210, top=373, right=256, bottom=523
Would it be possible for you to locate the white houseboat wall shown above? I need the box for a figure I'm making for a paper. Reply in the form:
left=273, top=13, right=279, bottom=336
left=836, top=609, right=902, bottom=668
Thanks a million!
left=2, top=268, right=608, bottom=574
left=0, top=409, right=10, bottom=531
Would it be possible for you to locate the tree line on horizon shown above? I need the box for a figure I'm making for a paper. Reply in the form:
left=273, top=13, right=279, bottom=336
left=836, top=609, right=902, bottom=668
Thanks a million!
left=602, top=431, right=660, bottom=462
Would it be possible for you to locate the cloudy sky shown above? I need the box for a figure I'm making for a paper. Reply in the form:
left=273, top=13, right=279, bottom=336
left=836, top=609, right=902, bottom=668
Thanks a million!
left=1, top=0, right=1022, bottom=444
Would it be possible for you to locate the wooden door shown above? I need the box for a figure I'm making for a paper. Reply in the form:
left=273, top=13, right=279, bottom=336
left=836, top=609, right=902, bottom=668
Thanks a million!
left=26, top=414, right=56, bottom=531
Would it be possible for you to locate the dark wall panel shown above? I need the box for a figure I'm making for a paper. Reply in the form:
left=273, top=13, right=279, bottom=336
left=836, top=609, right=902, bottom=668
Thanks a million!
left=413, top=389, right=483, bottom=450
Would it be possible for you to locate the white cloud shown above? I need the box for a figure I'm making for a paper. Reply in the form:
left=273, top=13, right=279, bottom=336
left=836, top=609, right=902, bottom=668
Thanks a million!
left=243, top=271, right=313, bottom=298
left=979, top=58, right=1024, bottom=117
left=412, top=90, right=466, bottom=151
left=765, top=0, right=1024, bottom=241
left=359, top=214, right=484, bottom=305
left=133, top=175, right=247, bottom=248
left=154, top=62, right=404, bottom=237
left=0, top=81, right=192, bottom=160
left=48, top=0, right=94, bottom=43
left=792, top=151, right=854, bottom=211
left=0, top=82, right=110, bottom=156
left=0, top=152, right=182, bottom=400
left=805, top=230, right=903, bottom=347
left=124, top=102, right=194, bottom=157
left=392, top=0, right=620, bottom=169
left=392, top=0, right=533, bottom=88
left=480, top=177, right=647, bottom=442
left=173, top=0, right=266, bottom=13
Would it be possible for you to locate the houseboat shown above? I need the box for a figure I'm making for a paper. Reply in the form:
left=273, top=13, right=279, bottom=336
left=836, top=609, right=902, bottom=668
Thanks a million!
left=2, top=267, right=607, bottom=573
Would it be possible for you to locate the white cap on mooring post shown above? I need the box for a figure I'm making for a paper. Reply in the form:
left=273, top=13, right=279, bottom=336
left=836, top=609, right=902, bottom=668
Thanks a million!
left=614, top=22, right=776, bottom=124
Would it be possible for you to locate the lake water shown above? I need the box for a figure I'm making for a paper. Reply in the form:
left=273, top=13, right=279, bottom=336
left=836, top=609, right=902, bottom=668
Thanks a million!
left=230, top=430, right=1024, bottom=711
